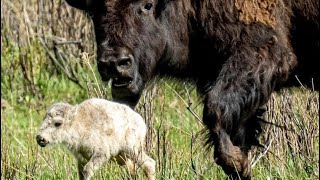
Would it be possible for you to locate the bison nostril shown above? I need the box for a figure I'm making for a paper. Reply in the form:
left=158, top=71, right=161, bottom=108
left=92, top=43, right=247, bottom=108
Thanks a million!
left=117, top=57, right=132, bottom=69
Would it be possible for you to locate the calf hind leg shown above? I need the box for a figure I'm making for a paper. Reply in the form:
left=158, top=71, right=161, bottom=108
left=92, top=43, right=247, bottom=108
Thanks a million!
left=138, top=152, right=156, bottom=180
left=115, top=152, right=137, bottom=179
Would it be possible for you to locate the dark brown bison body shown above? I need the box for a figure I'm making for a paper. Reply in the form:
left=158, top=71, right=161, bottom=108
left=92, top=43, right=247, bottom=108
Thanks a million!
left=65, top=0, right=319, bottom=179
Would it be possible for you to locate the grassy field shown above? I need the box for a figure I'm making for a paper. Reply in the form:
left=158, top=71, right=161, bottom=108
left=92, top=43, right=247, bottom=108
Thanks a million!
left=1, top=0, right=319, bottom=179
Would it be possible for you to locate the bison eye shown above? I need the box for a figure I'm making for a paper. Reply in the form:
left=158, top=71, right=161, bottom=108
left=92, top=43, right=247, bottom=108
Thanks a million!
left=54, top=122, right=62, bottom=127
left=144, top=3, right=153, bottom=10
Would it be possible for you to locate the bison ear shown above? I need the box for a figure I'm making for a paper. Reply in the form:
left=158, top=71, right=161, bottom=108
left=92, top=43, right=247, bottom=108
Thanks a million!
left=65, top=0, right=93, bottom=11
left=155, top=0, right=171, bottom=17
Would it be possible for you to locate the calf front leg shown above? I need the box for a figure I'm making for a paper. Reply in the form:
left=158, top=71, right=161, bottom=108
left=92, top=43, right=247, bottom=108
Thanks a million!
left=82, top=153, right=109, bottom=180
left=75, top=154, right=88, bottom=180
left=78, top=160, right=86, bottom=180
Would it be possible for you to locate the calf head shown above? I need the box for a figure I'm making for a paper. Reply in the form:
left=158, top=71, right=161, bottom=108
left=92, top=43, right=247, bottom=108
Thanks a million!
left=36, top=103, right=73, bottom=147
left=66, top=0, right=171, bottom=107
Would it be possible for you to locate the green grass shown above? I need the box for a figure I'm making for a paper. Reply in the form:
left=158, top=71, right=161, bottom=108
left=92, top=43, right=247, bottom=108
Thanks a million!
left=1, top=48, right=319, bottom=179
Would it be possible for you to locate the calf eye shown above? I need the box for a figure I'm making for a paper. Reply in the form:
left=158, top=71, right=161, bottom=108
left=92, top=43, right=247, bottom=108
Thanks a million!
left=144, top=3, right=153, bottom=10
left=54, top=122, right=62, bottom=127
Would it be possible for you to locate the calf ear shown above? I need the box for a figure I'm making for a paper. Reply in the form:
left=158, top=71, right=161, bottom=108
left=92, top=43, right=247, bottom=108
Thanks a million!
left=66, top=105, right=78, bottom=122
left=51, top=103, right=72, bottom=118
left=65, top=0, right=92, bottom=11
left=155, top=0, right=172, bottom=17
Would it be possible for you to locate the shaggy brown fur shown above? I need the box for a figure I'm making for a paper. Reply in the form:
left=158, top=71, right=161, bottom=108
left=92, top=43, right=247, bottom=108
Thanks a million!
left=235, top=0, right=278, bottom=27
left=65, top=0, right=319, bottom=179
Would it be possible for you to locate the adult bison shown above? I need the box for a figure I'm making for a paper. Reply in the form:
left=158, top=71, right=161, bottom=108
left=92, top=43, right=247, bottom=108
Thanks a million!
left=65, top=0, right=319, bottom=179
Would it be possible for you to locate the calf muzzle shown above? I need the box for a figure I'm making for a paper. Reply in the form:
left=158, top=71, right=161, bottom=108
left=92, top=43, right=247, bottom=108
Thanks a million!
left=36, top=135, right=49, bottom=147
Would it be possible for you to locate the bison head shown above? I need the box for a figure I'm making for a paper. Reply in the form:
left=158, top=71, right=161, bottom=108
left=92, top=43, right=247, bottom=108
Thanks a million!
left=66, top=0, right=170, bottom=107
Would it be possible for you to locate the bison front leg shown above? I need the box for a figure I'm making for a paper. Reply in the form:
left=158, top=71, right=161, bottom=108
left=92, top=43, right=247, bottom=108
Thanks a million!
left=203, top=92, right=254, bottom=179
left=202, top=37, right=296, bottom=179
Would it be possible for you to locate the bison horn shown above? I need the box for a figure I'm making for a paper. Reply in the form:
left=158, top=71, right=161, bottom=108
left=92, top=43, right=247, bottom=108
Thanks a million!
left=65, top=0, right=93, bottom=10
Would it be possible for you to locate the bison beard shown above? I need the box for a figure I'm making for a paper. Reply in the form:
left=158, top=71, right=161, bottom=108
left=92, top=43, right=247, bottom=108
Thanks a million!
left=65, top=0, right=319, bottom=179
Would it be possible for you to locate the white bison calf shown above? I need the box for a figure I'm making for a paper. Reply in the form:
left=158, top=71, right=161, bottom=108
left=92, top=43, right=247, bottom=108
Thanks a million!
left=36, top=98, right=155, bottom=180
